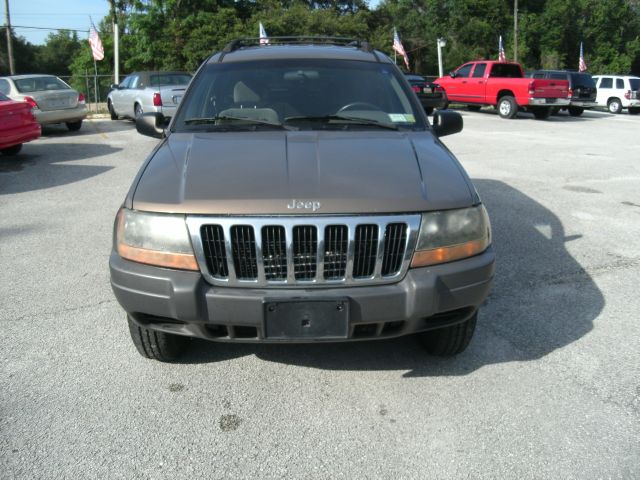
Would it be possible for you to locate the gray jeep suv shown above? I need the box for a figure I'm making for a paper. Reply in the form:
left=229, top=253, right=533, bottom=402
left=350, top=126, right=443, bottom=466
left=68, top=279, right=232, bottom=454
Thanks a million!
left=109, top=38, right=495, bottom=362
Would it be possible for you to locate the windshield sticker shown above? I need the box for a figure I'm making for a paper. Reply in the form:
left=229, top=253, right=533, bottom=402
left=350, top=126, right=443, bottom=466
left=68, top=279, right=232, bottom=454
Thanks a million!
left=388, top=113, right=416, bottom=123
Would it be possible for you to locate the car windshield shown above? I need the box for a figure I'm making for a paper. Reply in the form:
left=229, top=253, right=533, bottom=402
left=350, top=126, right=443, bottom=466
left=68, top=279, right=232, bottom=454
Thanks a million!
left=174, top=59, right=425, bottom=132
left=149, top=73, right=192, bottom=86
left=14, top=76, right=70, bottom=93
left=629, top=79, right=640, bottom=90
left=570, top=73, right=596, bottom=88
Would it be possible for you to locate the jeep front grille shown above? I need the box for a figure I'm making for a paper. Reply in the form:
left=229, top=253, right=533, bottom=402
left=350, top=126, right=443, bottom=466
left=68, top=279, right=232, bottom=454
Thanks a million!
left=187, top=215, right=421, bottom=287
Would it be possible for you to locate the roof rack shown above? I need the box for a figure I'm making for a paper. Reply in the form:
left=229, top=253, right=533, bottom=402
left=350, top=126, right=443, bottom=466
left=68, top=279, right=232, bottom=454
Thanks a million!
left=218, top=36, right=375, bottom=62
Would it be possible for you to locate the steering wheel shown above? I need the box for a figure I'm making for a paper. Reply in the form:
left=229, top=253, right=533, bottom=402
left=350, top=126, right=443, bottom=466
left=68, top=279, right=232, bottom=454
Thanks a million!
left=337, top=102, right=381, bottom=113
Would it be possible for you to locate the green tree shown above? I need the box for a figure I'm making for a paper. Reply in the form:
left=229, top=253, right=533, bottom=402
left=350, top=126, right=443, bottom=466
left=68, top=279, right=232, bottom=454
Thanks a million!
left=35, top=31, right=83, bottom=76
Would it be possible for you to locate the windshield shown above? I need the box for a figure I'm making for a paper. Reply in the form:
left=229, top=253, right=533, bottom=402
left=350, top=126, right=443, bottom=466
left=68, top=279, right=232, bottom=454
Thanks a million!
left=570, top=73, right=596, bottom=88
left=14, top=76, right=70, bottom=93
left=630, top=79, right=640, bottom=90
left=149, top=73, right=192, bottom=86
left=174, top=59, right=425, bottom=132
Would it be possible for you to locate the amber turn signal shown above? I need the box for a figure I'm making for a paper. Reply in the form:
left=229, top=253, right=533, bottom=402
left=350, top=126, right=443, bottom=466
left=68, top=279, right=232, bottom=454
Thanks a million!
left=117, top=243, right=199, bottom=271
left=411, top=238, right=488, bottom=268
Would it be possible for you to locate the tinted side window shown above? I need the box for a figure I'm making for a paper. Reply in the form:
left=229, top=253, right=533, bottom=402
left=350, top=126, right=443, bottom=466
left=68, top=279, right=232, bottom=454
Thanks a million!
left=550, top=73, right=567, bottom=80
left=472, top=63, right=486, bottom=78
left=533, top=73, right=545, bottom=78
left=455, top=64, right=473, bottom=78
left=616, top=78, right=624, bottom=89
left=599, top=78, right=613, bottom=89
left=0, top=79, right=10, bottom=95
left=489, top=64, right=522, bottom=78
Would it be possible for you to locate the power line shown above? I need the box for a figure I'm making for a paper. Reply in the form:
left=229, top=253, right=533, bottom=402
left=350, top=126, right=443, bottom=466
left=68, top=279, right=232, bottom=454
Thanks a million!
left=0, top=25, right=89, bottom=33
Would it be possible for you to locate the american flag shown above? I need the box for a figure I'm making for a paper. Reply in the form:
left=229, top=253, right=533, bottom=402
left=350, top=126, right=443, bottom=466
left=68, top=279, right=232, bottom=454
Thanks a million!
left=498, top=36, right=506, bottom=62
left=579, top=42, right=587, bottom=72
left=393, top=28, right=409, bottom=70
left=89, top=20, right=104, bottom=61
left=259, top=22, right=269, bottom=45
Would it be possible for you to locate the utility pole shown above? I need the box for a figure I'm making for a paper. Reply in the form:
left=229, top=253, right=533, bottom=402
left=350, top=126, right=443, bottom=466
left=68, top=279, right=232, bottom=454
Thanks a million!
left=109, top=0, right=119, bottom=84
left=4, top=0, right=15, bottom=74
left=437, top=38, right=447, bottom=78
left=513, top=0, right=518, bottom=63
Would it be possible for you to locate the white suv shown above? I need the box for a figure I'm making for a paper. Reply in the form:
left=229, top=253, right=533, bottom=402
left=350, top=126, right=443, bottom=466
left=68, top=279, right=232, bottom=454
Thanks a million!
left=592, top=75, right=640, bottom=114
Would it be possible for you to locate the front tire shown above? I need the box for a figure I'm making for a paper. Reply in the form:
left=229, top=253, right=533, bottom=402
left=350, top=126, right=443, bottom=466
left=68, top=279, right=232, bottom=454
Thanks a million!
left=568, top=106, right=584, bottom=116
left=134, top=103, right=143, bottom=118
left=608, top=98, right=622, bottom=114
left=497, top=96, right=518, bottom=119
left=66, top=120, right=82, bottom=131
left=1, top=144, right=23, bottom=155
left=419, top=311, right=478, bottom=356
left=628, top=107, right=640, bottom=115
left=108, top=100, right=118, bottom=120
left=127, top=316, right=190, bottom=362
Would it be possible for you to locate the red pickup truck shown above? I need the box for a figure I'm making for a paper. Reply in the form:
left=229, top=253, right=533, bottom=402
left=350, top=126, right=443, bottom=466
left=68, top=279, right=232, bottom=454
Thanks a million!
left=436, top=61, right=570, bottom=119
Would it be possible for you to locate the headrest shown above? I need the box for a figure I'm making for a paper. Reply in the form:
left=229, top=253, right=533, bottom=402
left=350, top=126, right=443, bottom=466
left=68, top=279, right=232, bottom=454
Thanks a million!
left=234, top=81, right=260, bottom=103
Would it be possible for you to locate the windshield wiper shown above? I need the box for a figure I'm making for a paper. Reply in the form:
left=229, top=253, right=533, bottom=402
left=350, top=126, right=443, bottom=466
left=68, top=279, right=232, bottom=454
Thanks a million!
left=184, top=115, right=290, bottom=130
left=284, top=115, right=399, bottom=130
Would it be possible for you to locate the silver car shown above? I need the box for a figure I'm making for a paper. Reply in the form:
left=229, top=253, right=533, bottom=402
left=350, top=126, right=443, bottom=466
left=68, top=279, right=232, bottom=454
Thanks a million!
left=106, top=71, right=192, bottom=120
left=0, top=75, right=88, bottom=131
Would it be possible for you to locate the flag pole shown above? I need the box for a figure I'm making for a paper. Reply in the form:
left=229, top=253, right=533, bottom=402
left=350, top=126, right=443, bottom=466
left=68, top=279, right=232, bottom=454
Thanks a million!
left=93, top=58, right=99, bottom=113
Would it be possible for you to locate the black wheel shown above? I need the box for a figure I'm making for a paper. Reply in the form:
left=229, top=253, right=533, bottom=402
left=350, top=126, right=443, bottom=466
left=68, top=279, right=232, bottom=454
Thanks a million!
left=497, top=95, right=518, bottom=119
left=424, top=107, right=434, bottom=115
left=628, top=107, right=640, bottom=115
left=467, top=105, right=481, bottom=112
left=419, top=311, right=478, bottom=356
left=1, top=144, right=22, bottom=155
left=134, top=103, right=144, bottom=118
left=550, top=107, right=561, bottom=115
left=532, top=107, right=552, bottom=120
left=127, top=315, right=190, bottom=362
left=66, top=120, right=82, bottom=131
left=607, top=98, right=622, bottom=114
left=108, top=100, right=118, bottom=120
left=568, top=106, right=584, bottom=117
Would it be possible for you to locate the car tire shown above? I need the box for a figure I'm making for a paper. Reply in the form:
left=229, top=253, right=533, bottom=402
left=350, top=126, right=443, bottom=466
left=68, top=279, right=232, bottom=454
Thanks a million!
left=607, top=98, right=622, bottom=114
left=550, top=107, right=561, bottom=115
left=497, top=96, right=518, bottom=119
left=568, top=106, right=584, bottom=116
left=66, top=120, right=82, bottom=131
left=532, top=107, right=552, bottom=120
left=419, top=311, right=478, bottom=356
left=134, top=103, right=143, bottom=118
left=467, top=105, right=481, bottom=112
left=108, top=100, right=118, bottom=120
left=1, top=144, right=23, bottom=156
left=127, top=315, right=190, bottom=362
left=628, top=107, right=640, bottom=115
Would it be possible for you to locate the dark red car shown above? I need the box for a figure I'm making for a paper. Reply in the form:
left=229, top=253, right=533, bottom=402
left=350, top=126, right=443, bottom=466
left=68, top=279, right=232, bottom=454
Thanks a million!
left=0, top=92, right=41, bottom=155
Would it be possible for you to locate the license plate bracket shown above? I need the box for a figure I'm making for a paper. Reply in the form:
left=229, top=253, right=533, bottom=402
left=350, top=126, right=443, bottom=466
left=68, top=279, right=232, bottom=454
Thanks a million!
left=264, top=298, right=349, bottom=339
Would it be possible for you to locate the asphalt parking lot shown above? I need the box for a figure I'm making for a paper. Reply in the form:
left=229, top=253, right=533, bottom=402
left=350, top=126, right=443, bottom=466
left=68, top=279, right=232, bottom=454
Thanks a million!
left=1, top=109, right=639, bottom=479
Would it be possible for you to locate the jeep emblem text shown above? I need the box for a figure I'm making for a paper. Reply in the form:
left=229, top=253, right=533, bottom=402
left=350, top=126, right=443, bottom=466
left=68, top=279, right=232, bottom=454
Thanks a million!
left=287, top=199, right=321, bottom=212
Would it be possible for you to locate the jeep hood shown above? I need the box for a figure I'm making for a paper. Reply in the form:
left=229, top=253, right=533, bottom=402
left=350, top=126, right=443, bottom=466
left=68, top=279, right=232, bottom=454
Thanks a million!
left=132, top=131, right=475, bottom=215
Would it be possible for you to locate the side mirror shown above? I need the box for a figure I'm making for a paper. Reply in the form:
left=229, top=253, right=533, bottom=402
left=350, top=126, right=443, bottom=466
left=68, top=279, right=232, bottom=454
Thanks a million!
left=432, top=110, right=463, bottom=137
left=449, top=71, right=457, bottom=78
left=110, top=83, right=119, bottom=90
left=136, top=112, right=170, bottom=139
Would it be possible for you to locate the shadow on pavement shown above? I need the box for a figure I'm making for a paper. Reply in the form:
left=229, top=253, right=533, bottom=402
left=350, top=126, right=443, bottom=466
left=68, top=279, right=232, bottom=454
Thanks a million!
left=40, top=119, right=136, bottom=137
left=0, top=142, right=119, bottom=195
left=180, top=180, right=604, bottom=376
left=448, top=106, right=606, bottom=122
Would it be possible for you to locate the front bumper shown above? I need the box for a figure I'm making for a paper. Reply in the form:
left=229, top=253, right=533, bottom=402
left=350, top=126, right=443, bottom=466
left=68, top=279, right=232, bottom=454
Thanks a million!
left=528, top=97, right=571, bottom=106
left=109, top=247, right=495, bottom=343
left=33, top=104, right=88, bottom=125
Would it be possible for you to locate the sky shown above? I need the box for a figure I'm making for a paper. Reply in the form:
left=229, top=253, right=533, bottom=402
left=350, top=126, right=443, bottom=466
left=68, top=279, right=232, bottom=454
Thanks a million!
left=1, top=0, right=111, bottom=45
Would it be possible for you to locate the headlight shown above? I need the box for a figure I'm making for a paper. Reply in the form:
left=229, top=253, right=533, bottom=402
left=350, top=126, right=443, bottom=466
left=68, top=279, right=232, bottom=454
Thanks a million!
left=411, top=205, right=491, bottom=267
left=115, top=208, right=198, bottom=271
